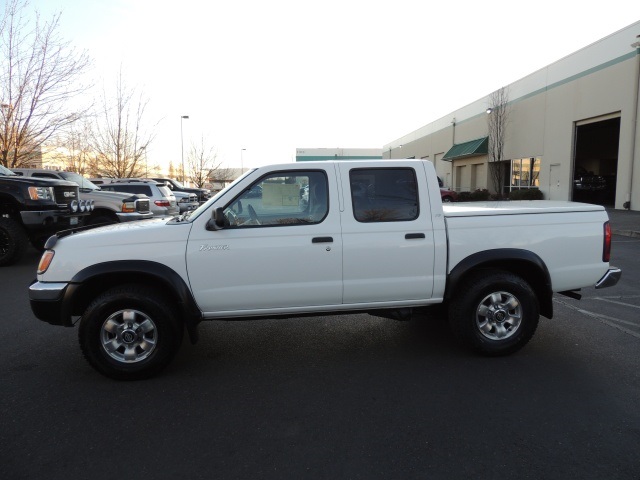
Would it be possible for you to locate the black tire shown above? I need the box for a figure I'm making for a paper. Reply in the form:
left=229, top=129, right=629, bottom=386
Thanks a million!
left=0, top=217, right=28, bottom=267
left=449, top=269, right=539, bottom=356
left=78, top=284, right=184, bottom=380
left=442, top=196, right=454, bottom=203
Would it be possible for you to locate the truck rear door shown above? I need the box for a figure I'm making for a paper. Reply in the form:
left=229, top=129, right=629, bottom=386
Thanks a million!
left=338, top=162, right=436, bottom=304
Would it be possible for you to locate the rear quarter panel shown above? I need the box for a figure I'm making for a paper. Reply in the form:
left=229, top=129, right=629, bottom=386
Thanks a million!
left=445, top=207, right=609, bottom=292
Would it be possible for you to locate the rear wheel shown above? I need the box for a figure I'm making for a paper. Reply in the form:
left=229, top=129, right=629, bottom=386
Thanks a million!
left=79, top=284, right=183, bottom=380
left=0, top=217, right=28, bottom=266
left=449, top=270, right=539, bottom=356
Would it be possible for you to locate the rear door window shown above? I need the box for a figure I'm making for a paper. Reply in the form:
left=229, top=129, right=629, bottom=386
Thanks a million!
left=349, top=168, right=419, bottom=222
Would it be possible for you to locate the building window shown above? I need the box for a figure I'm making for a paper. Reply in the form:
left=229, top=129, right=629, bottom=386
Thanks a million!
left=505, top=157, right=540, bottom=191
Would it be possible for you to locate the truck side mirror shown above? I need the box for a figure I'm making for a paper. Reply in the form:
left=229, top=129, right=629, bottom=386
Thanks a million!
left=206, top=207, right=226, bottom=231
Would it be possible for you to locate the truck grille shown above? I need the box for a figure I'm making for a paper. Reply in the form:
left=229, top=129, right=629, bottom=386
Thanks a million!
left=53, top=185, right=79, bottom=210
left=136, top=198, right=151, bottom=213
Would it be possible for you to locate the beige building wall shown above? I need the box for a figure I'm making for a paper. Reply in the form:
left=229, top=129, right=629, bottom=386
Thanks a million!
left=385, top=21, right=640, bottom=210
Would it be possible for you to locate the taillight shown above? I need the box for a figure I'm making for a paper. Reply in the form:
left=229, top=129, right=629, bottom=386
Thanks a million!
left=603, top=221, right=612, bottom=262
left=154, top=200, right=170, bottom=207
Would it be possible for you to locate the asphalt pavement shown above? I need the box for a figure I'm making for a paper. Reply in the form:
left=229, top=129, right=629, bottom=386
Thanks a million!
left=607, top=207, right=640, bottom=237
left=1, top=206, right=639, bottom=480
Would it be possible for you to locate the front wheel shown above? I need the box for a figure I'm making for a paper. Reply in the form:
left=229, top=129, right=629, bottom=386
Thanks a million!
left=79, top=284, right=183, bottom=380
left=449, top=270, right=539, bottom=356
left=0, top=217, right=28, bottom=266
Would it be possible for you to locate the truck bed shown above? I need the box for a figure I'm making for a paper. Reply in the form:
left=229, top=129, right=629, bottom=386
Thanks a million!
left=442, top=200, right=610, bottom=292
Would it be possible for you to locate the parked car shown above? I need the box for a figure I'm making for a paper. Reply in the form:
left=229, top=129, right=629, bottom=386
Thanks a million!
left=0, top=165, right=92, bottom=265
left=11, top=169, right=152, bottom=225
left=438, top=176, right=458, bottom=202
left=173, top=191, right=199, bottom=213
left=99, top=179, right=179, bottom=217
left=150, top=177, right=211, bottom=204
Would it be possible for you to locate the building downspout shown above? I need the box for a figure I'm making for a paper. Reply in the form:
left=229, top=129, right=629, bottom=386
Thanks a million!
left=626, top=37, right=640, bottom=210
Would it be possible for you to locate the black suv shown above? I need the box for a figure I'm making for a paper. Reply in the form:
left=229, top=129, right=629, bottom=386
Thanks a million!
left=150, top=177, right=211, bottom=204
left=0, top=164, right=93, bottom=266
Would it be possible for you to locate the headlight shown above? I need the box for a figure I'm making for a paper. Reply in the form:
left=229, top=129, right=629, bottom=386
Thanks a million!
left=121, top=201, right=136, bottom=213
left=70, top=200, right=79, bottom=212
left=88, top=200, right=95, bottom=211
left=28, top=186, right=55, bottom=201
left=79, top=199, right=86, bottom=212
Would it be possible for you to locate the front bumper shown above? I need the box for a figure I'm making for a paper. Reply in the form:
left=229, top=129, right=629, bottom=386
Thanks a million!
left=178, top=202, right=199, bottom=213
left=595, top=267, right=622, bottom=289
left=29, top=281, right=74, bottom=326
left=21, top=210, right=89, bottom=231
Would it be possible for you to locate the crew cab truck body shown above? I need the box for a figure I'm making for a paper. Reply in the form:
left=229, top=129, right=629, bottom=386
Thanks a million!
left=29, top=160, right=621, bottom=379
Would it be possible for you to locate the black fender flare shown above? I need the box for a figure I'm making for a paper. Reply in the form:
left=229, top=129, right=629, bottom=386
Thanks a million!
left=65, top=260, right=202, bottom=343
left=445, top=248, right=554, bottom=319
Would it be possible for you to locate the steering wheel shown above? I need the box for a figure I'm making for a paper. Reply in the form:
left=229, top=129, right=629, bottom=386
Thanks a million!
left=225, top=209, right=239, bottom=226
left=247, top=204, right=261, bottom=225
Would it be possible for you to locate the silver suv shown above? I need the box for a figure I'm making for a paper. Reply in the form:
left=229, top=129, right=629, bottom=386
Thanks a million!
left=99, top=179, right=179, bottom=217
left=11, top=169, right=152, bottom=225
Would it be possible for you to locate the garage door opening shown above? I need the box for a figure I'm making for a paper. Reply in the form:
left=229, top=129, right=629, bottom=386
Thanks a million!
left=572, top=116, right=620, bottom=205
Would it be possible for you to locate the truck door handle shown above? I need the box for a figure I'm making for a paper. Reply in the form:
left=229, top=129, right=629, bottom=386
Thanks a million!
left=405, top=233, right=425, bottom=239
left=312, top=237, right=333, bottom=243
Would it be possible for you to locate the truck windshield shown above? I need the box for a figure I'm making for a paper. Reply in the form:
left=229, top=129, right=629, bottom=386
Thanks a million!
left=59, top=172, right=100, bottom=190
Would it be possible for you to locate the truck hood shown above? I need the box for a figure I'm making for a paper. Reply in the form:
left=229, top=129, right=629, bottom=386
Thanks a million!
left=80, top=189, right=142, bottom=201
left=443, top=200, right=605, bottom=217
left=43, top=218, right=193, bottom=282
left=0, top=175, right=77, bottom=187
left=66, top=216, right=186, bottom=243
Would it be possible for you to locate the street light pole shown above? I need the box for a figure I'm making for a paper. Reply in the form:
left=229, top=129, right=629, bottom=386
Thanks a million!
left=241, top=148, right=246, bottom=173
left=140, top=146, right=147, bottom=177
left=180, top=115, right=189, bottom=183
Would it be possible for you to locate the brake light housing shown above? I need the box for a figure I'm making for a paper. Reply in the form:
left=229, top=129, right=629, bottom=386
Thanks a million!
left=603, top=221, right=612, bottom=262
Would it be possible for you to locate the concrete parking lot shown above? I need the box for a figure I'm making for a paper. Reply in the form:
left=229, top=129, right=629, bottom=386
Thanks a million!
left=1, top=225, right=639, bottom=479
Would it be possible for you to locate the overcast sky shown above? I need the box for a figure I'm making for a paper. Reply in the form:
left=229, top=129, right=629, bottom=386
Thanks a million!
left=34, top=0, right=637, bottom=171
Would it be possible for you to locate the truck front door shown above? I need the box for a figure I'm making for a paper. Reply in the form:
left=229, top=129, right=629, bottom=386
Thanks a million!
left=186, top=168, right=343, bottom=316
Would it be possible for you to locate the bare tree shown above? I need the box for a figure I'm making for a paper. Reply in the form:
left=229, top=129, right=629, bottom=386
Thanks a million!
left=186, top=136, right=233, bottom=188
left=0, top=0, right=92, bottom=168
left=487, top=87, right=510, bottom=197
left=53, top=120, right=94, bottom=175
left=90, top=68, right=156, bottom=178
left=168, top=161, right=177, bottom=180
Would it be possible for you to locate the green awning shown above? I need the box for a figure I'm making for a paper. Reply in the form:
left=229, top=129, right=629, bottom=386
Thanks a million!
left=442, top=137, right=488, bottom=161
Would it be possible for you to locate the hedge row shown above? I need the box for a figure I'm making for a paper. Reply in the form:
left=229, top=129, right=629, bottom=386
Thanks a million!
left=455, top=188, right=543, bottom=202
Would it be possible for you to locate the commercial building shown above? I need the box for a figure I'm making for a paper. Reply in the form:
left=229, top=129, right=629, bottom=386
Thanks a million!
left=384, top=21, right=640, bottom=210
left=296, top=148, right=382, bottom=161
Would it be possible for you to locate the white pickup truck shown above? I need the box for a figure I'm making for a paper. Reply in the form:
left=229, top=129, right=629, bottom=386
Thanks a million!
left=29, top=160, right=621, bottom=379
